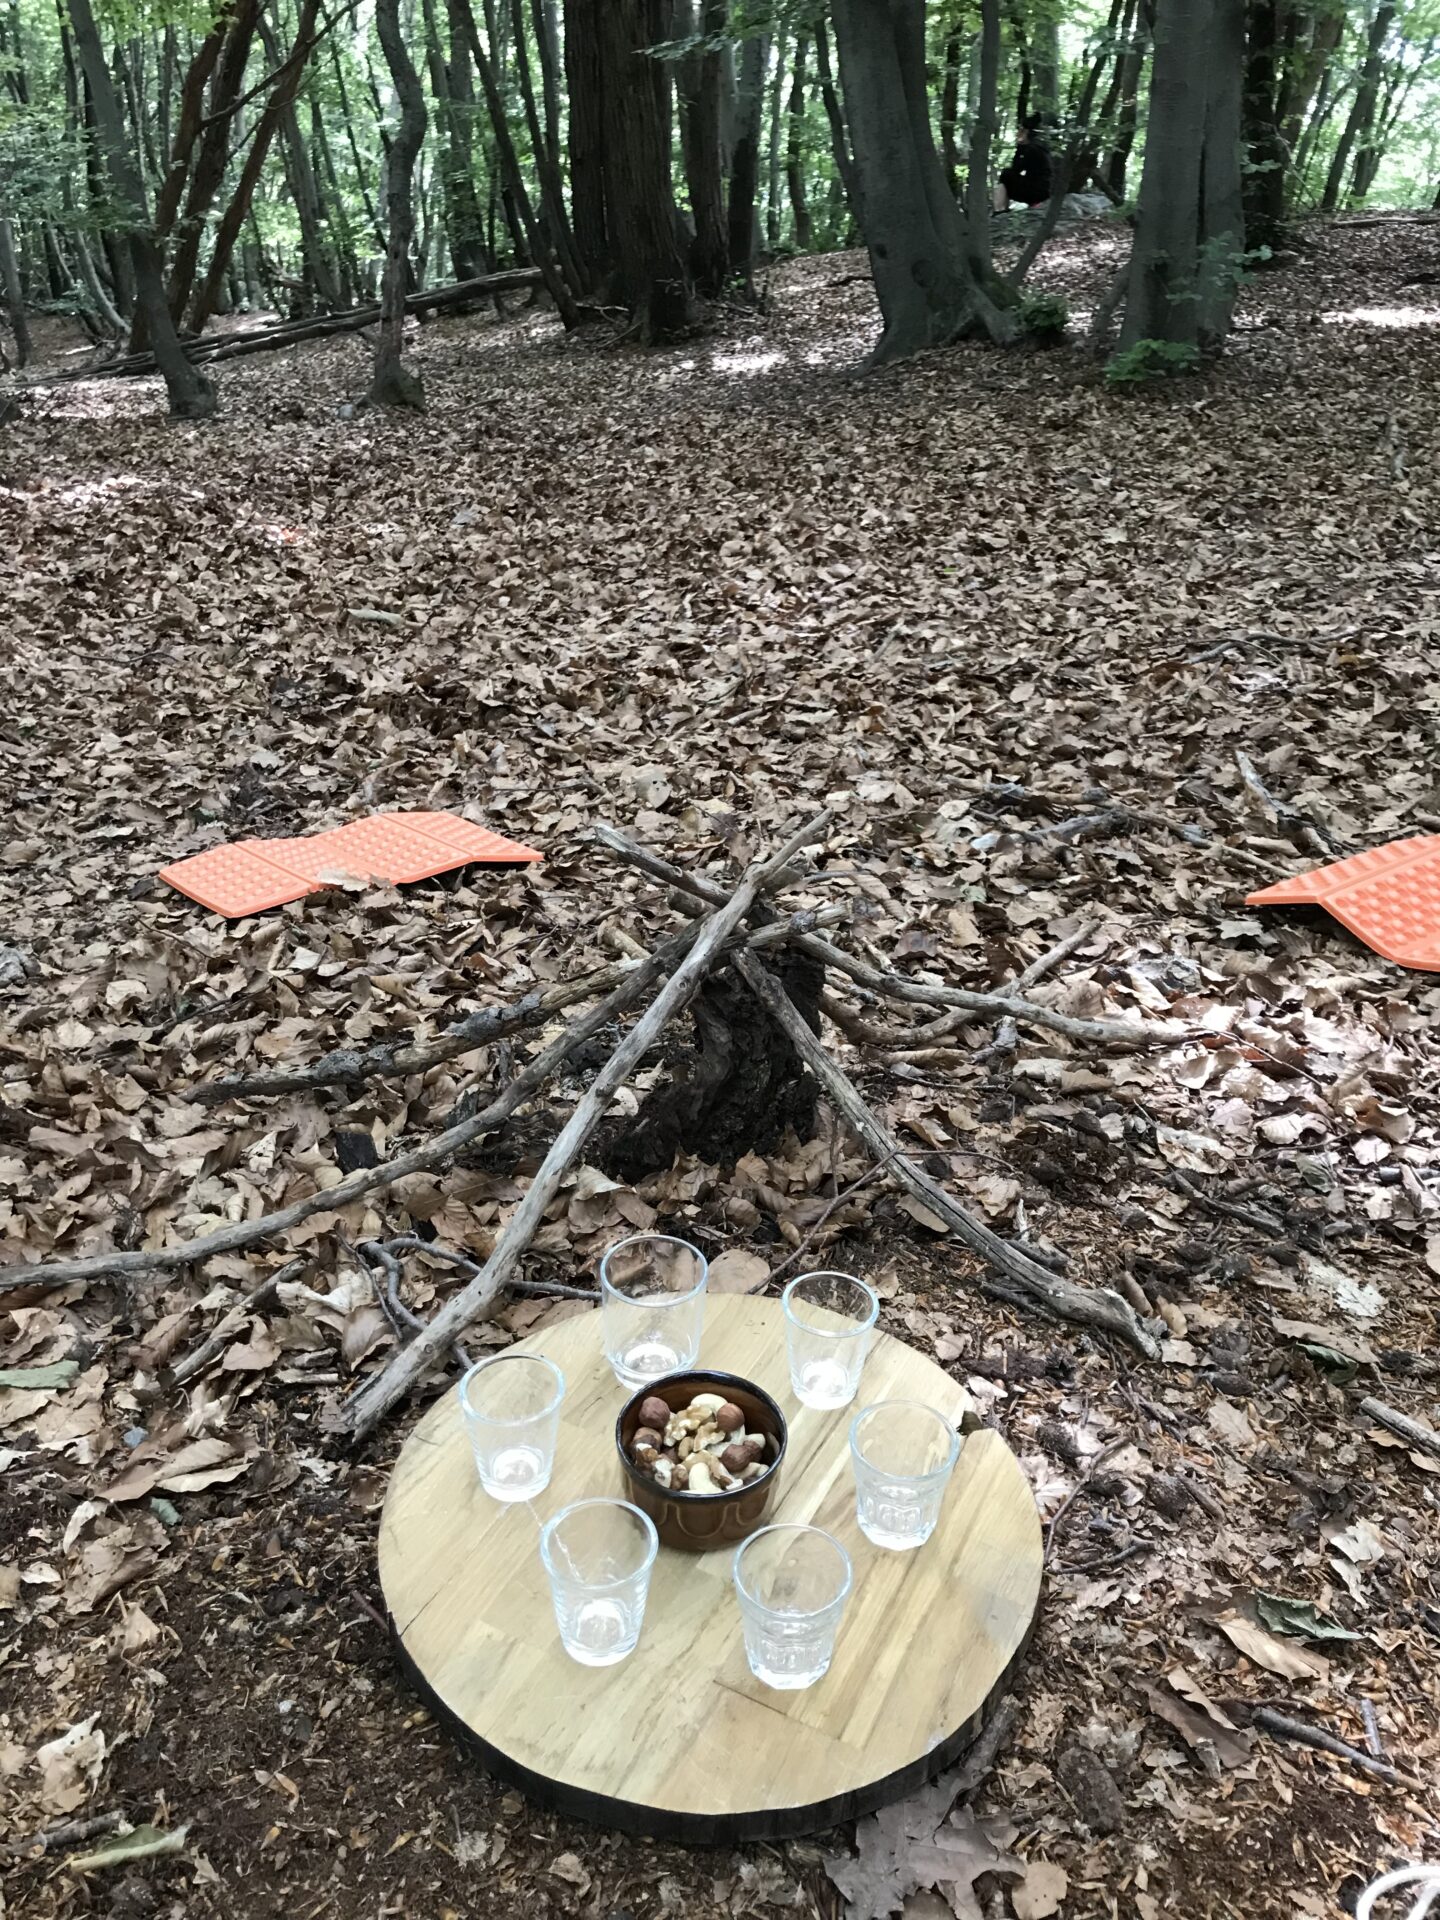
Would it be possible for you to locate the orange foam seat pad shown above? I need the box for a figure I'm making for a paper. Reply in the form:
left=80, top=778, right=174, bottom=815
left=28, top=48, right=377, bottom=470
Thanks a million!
left=1246, top=835, right=1440, bottom=971
left=160, top=811, right=542, bottom=919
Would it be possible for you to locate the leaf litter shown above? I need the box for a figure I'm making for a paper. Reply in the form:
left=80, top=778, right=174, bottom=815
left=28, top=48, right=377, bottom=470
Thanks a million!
left=2, top=228, right=1440, bottom=1916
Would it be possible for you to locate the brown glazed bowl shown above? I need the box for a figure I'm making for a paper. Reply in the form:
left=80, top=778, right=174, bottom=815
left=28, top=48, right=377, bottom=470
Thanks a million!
left=615, top=1369, right=788, bottom=1553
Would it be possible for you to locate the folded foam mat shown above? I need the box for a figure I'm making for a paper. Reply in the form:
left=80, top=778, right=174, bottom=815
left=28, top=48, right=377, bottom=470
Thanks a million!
left=1246, top=835, right=1440, bottom=971
left=160, top=811, right=542, bottom=919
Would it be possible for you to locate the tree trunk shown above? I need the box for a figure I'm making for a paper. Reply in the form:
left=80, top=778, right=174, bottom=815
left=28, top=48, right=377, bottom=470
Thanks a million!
left=1321, top=1, right=1395, bottom=213
left=785, top=31, right=812, bottom=251
left=1121, top=0, right=1246, bottom=351
left=1102, top=5, right=1150, bottom=196
left=1031, top=15, right=1061, bottom=116
left=563, top=0, right=610, bottom=287
left=965, top=0, right=1000, bottom=279
left=443, top=0, right=492, bottom=272
left=0, top=216, right=30, bottom=366
left=69, top=0, right=215, bottom=415
left=939, top=13, right=965, bottom=192
left=812, top=20, right=860, bottom=224
left=1242, top=0, right=1288, bottom=250
left=532, top=0, right=562, bottom=162
left=508, top=0, right=582, bottom=291
left=727, top=26, right=768, bottom=280
left=831, top=0, right=1014, bottom=368
left=422, top=0, right=482, bottom=278
left=679, top=0, right=730, bottom=295
left=329, top=26, right=386, bottom=251
left=261, top=14, right=344, bottom=311
left=165, top=0, right=263, bottom=326
left=1350, top=26, right=1423, bottom=199
left=371, top=0, right=428, bottom=408
left=596, top=0, right=692, bottom=339
left=189, top=0, right=320, bottom=333
left=765, top=29, right=787, bottom=251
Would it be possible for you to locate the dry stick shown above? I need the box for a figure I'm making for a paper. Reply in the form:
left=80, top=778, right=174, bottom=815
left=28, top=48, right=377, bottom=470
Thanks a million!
left=339, top=811, right=833, bottom=1438
left=1249, top=1708, right=1425, bottom=1792
left=1359, top=1395, right=1440, bottom=1456
left=361, top=1241, right=474, bottom=1372
left=0, top=1808, right=127, bottom=1865
left=1170, top=1170, right=1286, bottom=1238
left=595, top=827, right=1170, bottom=1050
left=768, top=1153, right=900, bottom=1283
left=198, top=902, right=848, bottom=1103
left=1234, top=750, right=1337, bottom=858
left=733, top=952, right=1162, bottom=1360
left=1043, top=1435, right=1131, bottom=1563
left=1, top=925, right=697, bottom=1294
left=170, top=1257, right=306, bottom=1385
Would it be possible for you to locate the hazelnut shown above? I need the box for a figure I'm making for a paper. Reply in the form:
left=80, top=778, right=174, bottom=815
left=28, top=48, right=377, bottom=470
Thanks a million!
left=638, top=1395, right=671, bottom=1431
left=632, top=1426, right=664, bottom=1450
left=715, top=1402, right=745, bottom=1433
left=719, top=1442, right=754, bottom=1476
left=696, top=1450, right=736, bottom=1489
left=742, top=1436, right=768, bottom=1465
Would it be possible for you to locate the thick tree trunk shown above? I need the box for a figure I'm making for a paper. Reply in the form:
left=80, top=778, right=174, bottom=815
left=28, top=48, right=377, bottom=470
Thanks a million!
left=0, top=216, right=30, bottom=366
left=831, top=0, right=1013, bottom=367
left=678, top=0, right=730, bottom=295
left=727, top=27, right=768, bottom=280
left=1321, top=2, right=1395, bottom=213
left=563, top=0, right=610, bottom=287
left=785, top=32, right=812, bottom=252
left=68, top=0, right=215, bottom=415
left=1121, top=0, right=1246, bottom=351
left=1031, top=15, right=1061, bottom=115
left=371, top=0, right=428, bottom=408
left=596, top=0, right=692, bottom=339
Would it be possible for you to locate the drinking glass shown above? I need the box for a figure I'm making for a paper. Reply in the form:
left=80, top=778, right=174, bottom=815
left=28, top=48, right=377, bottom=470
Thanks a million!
left=850, top=1400, right=961, bottom=1550
left=459, top=1354, right=564, bottom=1502
left=540, top=1498, right=659, bottom=1667
left=732, top=1523, right=852, bottom=1690
left=600, top=1234, right=708, bottom=1389
left=782, top=1271, right=879, bottom=1409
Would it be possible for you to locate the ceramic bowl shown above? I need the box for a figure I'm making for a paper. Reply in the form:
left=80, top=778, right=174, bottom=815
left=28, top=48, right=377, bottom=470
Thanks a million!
left=615, top=1369, right=787, bottom=1553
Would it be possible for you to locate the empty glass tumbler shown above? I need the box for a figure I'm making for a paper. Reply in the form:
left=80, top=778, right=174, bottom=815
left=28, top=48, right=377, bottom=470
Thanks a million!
left=540, top=1498, right=659, bottom=1667
left=782, top=1271, right=879, bottom=1409
left=850, top=1400, right=961, bottom=1550
left=733, top=1523, right=852, bottom=1691
left=600, top=1234, right=708, bottom=1389
left=459, top=1354, right=565, bottom=1502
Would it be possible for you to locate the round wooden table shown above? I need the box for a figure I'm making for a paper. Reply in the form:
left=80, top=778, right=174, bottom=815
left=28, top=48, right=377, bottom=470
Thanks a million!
left=379, top=1293, right=1042, bottom=1842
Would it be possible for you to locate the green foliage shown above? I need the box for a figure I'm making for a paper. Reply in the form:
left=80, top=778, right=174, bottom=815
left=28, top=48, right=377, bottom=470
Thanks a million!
left=1016, top=290, right=1068, bottom=340
left=1104, top=338, right=1201, bottom=386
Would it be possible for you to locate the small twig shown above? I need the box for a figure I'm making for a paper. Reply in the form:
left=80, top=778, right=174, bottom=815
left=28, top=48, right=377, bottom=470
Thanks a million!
left=1234, top=750, right=1338, bottom=857
left=360, top=1242, right=474, bottom=1372
left=768, top=1154, right=899, bottom=1282
left=1173, top=1470, right=1227, bottom=1526
left=1361, top=1699, right=1385, bottom=1759
left=1043, top=1437, right=1130, bottom=1563
left=170, top=1259, right=306, bottom=1385
left=1013, top=919, right=1101, bottom=990
left=1359, top=1395, right=1440, bottom=1457
left=952, top=1695, right=1022, bottom=1801
left=1250, top=1707, right=1424, bottom=1791
left=1170, top=1170, right=1286, bottom=1238
left=372, top=1234, right=599, bottom=1302
left=0, top=1809, right=127, bottom=1865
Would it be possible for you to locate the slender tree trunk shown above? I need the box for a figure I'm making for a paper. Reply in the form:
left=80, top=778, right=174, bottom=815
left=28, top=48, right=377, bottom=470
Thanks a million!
left=596, top=0, right=692, bottom=338
left=68, top=0, right=215, bottom=414
left=444, top=0, right=492, bottom=271
left=74, top=229, right=126, bottom=331
left=812, top=20, right=860, bottom=223
left=262, top=14, right=343, bottom=311
left=939, top=13, right=964, bottom=192
left=1031, top=14, right=1061, bottom=115
left=831, top=0, right=1014, bottom=367
left=727, top=25, right=768, bottom=279
left=965, top=0, right=1000, bottom=278
left=680, top=0, right=730, bottom=295
left=165, top=0, right=263, bottom=325
left=1321, top=1, right=1395, bottom=213
left=152, top=16, right=227, bottom=241
left=785, top=30, right=812, bottom=251
left=0, top=216, right=31, bottom=366
left=509, top=0, right=582, bottom=290
left=422, top=0, right=481, bottom=278
left=563, top=0, right=609, bottom=286
left=189, top=0, right=320, bottom=332
left=1103, top=6, right=1150, bottom=196
left=765, top=30, right=787, bottom=251
left=1242, top=0, right=1288, bottom=249
left=328, top=28, right=386, bottom=250
left=1121, top=0, right=1245, bottom=351
left=1350, top=29, right=1424, bottom=199
left=531, top=0, right=562, bottom=162
left=371, top=0, right=428, bottom=406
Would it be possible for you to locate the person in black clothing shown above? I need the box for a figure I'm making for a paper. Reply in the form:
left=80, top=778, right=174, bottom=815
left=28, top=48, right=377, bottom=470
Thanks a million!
left=997, top=116, right=1054, bottom=210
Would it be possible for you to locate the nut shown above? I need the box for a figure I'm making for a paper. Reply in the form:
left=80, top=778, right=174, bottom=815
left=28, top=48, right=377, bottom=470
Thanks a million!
left=715, top=1402, right=745, bottom=1433
left=695, top=1450, right=736, bottom=1489
left=669, top=1459, right=691, bottom=1490
left=653, top=1457, right=674, bottom=1489
left=694, top=1421, right=724, bottom=1452
left=678, top=1435, right=696, bottom=1460
left=632, top=1426, right=664, bottom=1451
left=688, top=1393, right=726, bottom=1414
left=686, top=1460, right=719, bottom=1494
left=740, top=1461, right=766, bottom=1483
left=631, top=1442, right=659, bottom=1472
left=638, top=1396, right=672, bottom=1432
left=719, top=1442, right=754, bottom=1476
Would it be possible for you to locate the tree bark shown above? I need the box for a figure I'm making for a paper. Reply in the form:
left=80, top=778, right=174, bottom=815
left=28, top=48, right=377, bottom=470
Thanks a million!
left=1242, top=0, right=1288, bottom=249
left=532, top=0, right=562, bottom=161
left=679, top=0, right=730, bottom=295
left=0, top=217, right=30, bottom=366
left=508, top=0, right=582, bottom=292
left=785, top=30, right=812, bottom=252
left=1102, top=3, right=1149, bottom=196
left=596, top=0, right=692, bottom=339
left=727, top=25, right=768, bottom=280
left=164, top=0, right=263, bottom=326
left=1121, top=0, right=1246, bottom=351
left=764, top=28, right=787, bottom=250
left=371, top=0, right=428, bottom=408
left=939, top=12, right=965, bottom=192
left=831, top=0, right=1014, bottom=368
left=1321, top=1, right=1395, bottom=213
left=812, top=20, right=860, bottom=223
left=68, top=0, right=215, bottom=415
left=563, top=0, right=610, bottom=287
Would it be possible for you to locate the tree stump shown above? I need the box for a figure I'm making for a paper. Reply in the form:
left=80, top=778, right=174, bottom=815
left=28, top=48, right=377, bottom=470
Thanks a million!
left=602, top=949, right=823, bottom=1181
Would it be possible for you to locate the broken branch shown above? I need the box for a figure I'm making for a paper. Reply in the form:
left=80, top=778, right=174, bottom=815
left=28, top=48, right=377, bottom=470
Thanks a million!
left=338, top=810, right=832, bottom=1437
left=733, top=951, right=1162, bottom=1359
left=1249, top=1707, right=1424, bottom=1791
left=1358, top=1395, right=1440, bottom=1457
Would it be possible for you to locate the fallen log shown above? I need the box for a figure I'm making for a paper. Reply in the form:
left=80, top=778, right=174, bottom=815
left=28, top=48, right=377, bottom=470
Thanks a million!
left=46, top=268, right=543, bottom=382
left=337, top=808, right=832, bottom=1437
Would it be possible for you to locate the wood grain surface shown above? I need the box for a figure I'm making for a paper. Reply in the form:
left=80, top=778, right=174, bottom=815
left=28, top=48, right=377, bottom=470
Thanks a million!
left=379, top=1293, right=1042, bottom=1841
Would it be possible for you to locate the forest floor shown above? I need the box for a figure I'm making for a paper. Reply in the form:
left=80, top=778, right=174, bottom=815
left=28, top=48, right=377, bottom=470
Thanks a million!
left=2, top=218, right=1440, bottom=1920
